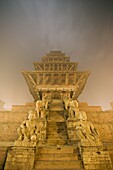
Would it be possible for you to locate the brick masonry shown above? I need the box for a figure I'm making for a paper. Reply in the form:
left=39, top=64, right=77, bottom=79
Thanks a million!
left=0, top=102, right=113, bottom=169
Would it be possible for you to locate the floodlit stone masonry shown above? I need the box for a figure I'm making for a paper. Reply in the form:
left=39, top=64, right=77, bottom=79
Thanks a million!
left=0, top=51, right=113, bottom=170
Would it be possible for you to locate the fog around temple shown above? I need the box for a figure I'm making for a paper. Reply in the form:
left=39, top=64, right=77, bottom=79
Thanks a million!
left=0, top=0, right=113, bottom=110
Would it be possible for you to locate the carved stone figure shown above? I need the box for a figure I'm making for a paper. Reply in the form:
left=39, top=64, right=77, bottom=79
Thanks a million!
left=76, top=111, right=101, bottom=146
left=36, top=121, right=47, bottom=141
left=64, top=97, right=79, bottom=118
left=17, top=110, right=38, bottom=142
left=36, top=95, right=51, bottom=118
left=72, top=91, right=77, bottom=100
left=36, top=91, right=41, bottom=100
left=42, top=95, right=51, bottom=109
left=69, top=106, right=75, bottom=118
left=35, top=100, right=46, bottom=118
left=63, top=96, right=70, bottom=110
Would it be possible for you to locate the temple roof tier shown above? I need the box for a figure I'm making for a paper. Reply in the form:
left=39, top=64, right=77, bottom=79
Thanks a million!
left=22, top=67, right=90, bottom=101
left=41, top=51, right=70, bottom=63
left=22, top=51, right=90, bottom=101
left=33, top=62, right=79, bottom=71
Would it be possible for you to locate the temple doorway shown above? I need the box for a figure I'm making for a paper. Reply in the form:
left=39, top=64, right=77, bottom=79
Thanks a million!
left=52, top=91, right=61, bottom=99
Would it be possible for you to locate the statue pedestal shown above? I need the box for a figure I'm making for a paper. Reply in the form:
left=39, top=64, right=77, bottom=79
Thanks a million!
left=4, top=146, right=36, bottom=170
left=78, top=143, right=112, bottom=170
left=14, top=140, right=37, bottom=147
left=66, top=118, right=78, bottom=142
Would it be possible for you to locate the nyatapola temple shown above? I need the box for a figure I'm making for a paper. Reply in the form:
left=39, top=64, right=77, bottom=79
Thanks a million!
left=0, top=51, right=113, bottom=169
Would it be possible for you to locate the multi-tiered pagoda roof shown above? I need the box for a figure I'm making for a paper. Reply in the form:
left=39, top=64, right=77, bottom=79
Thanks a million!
left=22, top=51, right=90, bottom=101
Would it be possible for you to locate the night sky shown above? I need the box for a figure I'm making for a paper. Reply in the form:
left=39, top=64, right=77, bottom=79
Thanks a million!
left=0, top=0, right=113, bottom=110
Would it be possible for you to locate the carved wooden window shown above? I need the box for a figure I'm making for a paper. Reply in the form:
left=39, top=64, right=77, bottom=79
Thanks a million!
left=54, top=64, right=57, bottom=71
left=45, top=64, right=48, bottom=71
left=45, top=74, right=51, bottom=85
left=63, top=64, right=67, bottom=71
left=61, top=74, right=66, bottom=84
left=68, top=74, right=74, bottom=85
left=59, top=64, right=61, bottom=71
left=53, top=74, right=58, bottom=85
left=39, top=74, right=43, bottom=85
left=50, top=64, right=53, bottom=71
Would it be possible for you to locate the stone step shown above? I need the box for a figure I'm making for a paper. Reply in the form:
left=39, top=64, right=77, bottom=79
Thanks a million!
left=46, top=136, right=68, bottom=142
left=46, top=130, right=59, bottom=133
left=46, top=132, right=68, bottom=136
left=47, top=124, right=67, bottom=130
left=48, top=124, right=64, bottom=126
left=47, top=132, right=66, bottom=134
left=50, top=105, right=63, bottom=108
left=49, top=112, right=64, bottom=115
left=50, top=99, right=63, bottom=105
left=47, top=122, right=58, bottom=125
left=46, top=134, right=67, bottom=137
left=48, top=118, right=64, bottom=121
left=50, top=107, right=63, bottom=110
left=50, top=103, right=63, bottom=106
left=47, top=124, right=57, bottom=126
left=50, top=107, right=64, bottom=111
left=47, top=125, right=67, bottom=129
left=47, top=129, right=66, bottom=132
left=50, top=106, right=63, bottom=110
left=48, top=119, right=65, bottom=122
left=34, top=160, right=82, bottom=169
left=46, top=142, right=67, bottom=146
left=46, top=137, right=68, bottom=142
left=46, top=132, right=68, bottom=137
left=47, top=129, right=67, bottom=132
left=34, top=168, right=83, bottom=170
left=47, top=125, right=58, bottom=128
left=51, top=99, right=63, bottom=103
left=37, top=146, right=76, bottom=154
left=47, top=121, right=58, bottom=124
left=47, top=122, right=66, bottom=130
left=47, top=121, right=66, bottom=126
left=47, top=122, right=63, bottom=125
left=49, top=109, right=64, bottom=112
left=46, top=133, right=68, bottom=137
left=46, top=139, right=68, bottom=143
left=50, top=101, right=63, bottom=106
left=47, top=128, right=58, bottom=131
left=36, top=153, right=79, bottom=161
left=48, top=115, right=64, bottom=121
left=46, top=139, right=67, bottom=145
left=47, top=131, right=67, bottom=134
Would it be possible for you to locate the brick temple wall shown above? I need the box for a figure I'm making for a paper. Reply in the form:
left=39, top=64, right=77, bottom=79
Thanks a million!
left=79, top=102, right=113, bottom=165
left=0, top=102, right=113, bottom=168
left=0, top=103, right=36, bottom=169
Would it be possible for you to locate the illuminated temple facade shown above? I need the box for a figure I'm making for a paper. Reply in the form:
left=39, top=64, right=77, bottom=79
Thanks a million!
left=0, top=51, right=113, bottom=170
left=22, top=51, right=90, bottom=101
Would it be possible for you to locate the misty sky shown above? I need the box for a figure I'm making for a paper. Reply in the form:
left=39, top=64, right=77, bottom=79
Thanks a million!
left=0, top=0, right=113, bottom=110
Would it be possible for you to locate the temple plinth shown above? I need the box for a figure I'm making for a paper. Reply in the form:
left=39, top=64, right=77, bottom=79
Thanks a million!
left=1, top=51, right=113, bottom=170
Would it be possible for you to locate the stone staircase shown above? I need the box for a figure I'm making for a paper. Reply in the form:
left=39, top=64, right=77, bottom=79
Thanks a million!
left=49, top=99, right=64, bottom=111
left=33, top=99, right=84, bottom=170
left=46, top=99, right=68, bottom=145
left=34, top=145, right=83, bottom=170
left=46, top=121, right=68, bottom=145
